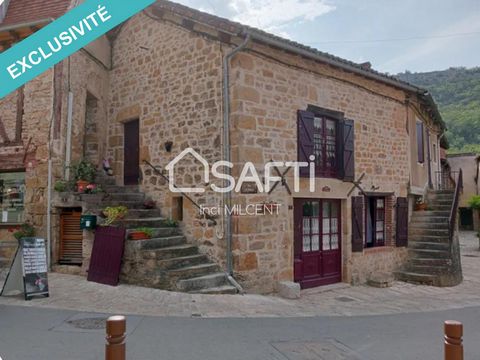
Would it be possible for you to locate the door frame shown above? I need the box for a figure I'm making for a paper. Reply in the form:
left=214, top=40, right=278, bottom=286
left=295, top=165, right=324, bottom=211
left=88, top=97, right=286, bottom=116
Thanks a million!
left=293, top=198, right=342, bottom=289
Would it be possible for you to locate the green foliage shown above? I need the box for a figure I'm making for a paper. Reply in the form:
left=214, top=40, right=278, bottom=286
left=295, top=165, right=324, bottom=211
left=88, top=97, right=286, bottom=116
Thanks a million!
left=10, top=223, right=35, bottom=240
left=163, top=218, right=179, bottom=228
left=468, top=195, right=480, bottom=210
left=101, top=206, right=128, bottom=226
left=71, top=159, right=97, bottom=183
left=133, top=227, right=155, bottom=238
left=54, top=180, right=67, bottom=192
left=397, top=67, right=480, bottom=153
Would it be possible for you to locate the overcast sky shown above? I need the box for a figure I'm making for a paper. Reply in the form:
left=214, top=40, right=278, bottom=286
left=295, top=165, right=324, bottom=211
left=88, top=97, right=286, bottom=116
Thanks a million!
left=173, top=0, right=480, bottom=74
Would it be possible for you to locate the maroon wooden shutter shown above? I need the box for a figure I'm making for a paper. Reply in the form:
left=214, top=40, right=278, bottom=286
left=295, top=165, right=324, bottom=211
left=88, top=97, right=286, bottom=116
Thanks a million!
left=342, top=119, right=355, bottom=181
left=395, top=197, right=408, bottom=247
left=352, top=196, right=364, bottom=252
left=297, top=110, right=315, bottom=176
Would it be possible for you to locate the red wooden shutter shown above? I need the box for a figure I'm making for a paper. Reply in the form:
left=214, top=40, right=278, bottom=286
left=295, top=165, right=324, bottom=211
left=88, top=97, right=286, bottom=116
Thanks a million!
left=342, top=119, right=355, bottom=181
left=395, top=197, right=409, bottom=247
left=352, top=196, right=364, bottom=252
left=297, top=110, right=315, bottom=176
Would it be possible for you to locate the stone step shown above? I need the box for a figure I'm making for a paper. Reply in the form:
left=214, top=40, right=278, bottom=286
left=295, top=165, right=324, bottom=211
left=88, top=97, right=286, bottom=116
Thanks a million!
left=104, top=193, right=145, bottom=201
left=409, top=257, right=452, bottom=267
left=404, top=264, right=447, bottom=275
left=409, top=248, right=450, bottom=258
left=157, top=254, right=210, bottom=270
left=126, top=227, right=181, bottom=238
left=168, top=263, right=219, bottom=280
left=103, top=185, right=140, bottom=193
left=412, top=211, right=450, bottom=218
left=94, top=208, right=161, bottom=219
left=125, top=236, right=187, bottom=253
left=430, top=190, right=455, bottom=195
left=410, top=222, right=449, bottom=229
left=191, top=285, right=238, bottom=295
left=395, top=271, right=436, bottom=285
left=431, top=200, right=453, bottom=206
left=409, top=241, right=450, bottom=251
left=408, top=235, right=449, bottom=243
left=177, top=273, right=227, bottom=292
left=409, top=228, right=449, bottom=236
left=429, top=195, right=454, bottom=201
left=100, top=200, right=147, bottom=209
left=410, top=217, right=449, bottom=224
left=119, top=217, right=167, bottom=228
left=141, top=244, right=198, bottom=260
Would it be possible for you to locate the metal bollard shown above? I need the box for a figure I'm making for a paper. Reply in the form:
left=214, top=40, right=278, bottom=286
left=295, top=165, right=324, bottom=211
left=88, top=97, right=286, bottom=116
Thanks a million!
left=444, top=320, right=463, bottom=360
left=106, top=315, right=126, bottom=360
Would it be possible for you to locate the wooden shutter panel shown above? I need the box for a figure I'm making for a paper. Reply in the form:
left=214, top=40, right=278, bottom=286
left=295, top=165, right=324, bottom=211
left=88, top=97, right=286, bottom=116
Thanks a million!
left=297, top=110, right=315, bottom=177
left=60, top=210, right=83, bottom=265
left=395, top=197, right=408, bottom=247
left=351, top=196, right=364, bottom=252
left=342, top=118, right=355, bottom=181
left=416, top=122, right=424, bottom=163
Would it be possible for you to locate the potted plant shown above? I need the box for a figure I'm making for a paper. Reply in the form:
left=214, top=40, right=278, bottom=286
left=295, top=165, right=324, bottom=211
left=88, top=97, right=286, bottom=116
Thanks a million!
left=163, top=218, right=178, bottom=228
left=54, top=180, right=67, bottom=192
left=414, top=197, right=428, bottom=211
left=100, top=206, right=128, bottom=226
left=9, top=223, right=35, bottom=242
left=129, top=227, right=154, bottom=240
left=71, top=159, right=97, bottom=193
left=81, top=183, right=105, bottom=202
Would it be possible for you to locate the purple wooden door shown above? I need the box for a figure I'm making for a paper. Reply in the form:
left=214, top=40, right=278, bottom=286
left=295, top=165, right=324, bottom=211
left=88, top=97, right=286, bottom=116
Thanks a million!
left=294, top=198, right=341, bottom=289
left=87, top=226, right=126, bottom=286
left=124, top=119, right=140, bottom=185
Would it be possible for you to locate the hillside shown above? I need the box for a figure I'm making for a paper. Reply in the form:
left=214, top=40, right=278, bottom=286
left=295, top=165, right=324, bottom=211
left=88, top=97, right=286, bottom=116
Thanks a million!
left=396, top=67, right=480, bottom=154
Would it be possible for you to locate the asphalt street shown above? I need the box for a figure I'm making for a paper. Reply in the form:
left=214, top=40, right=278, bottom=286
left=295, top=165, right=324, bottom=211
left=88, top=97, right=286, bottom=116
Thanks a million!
left=1, top=304, right=480, bottom=359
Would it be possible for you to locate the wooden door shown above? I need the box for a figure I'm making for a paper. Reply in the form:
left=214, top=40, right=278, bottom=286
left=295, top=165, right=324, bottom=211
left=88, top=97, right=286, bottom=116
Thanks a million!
left=294, top=198, right=341, bottom=289
left=124, top=119, right=140, bottom=185
left=59, top=209, right=83, bottom=265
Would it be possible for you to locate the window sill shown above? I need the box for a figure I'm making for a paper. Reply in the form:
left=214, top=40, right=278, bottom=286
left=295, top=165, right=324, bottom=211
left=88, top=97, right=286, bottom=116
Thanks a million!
left=363, top=246, right=395, bottom=254
left=0, top=222, right=24, bottom=228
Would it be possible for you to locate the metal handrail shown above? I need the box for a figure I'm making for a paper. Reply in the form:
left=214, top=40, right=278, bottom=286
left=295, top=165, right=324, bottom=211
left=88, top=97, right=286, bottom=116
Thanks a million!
left=449, top=169, right=463, bottom=243
left=142, top=160, right=217, bottom=225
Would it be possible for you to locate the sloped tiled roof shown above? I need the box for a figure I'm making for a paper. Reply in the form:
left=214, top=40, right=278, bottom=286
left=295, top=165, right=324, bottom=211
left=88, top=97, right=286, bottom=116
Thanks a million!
left=0, top=0, right=71, bottom=26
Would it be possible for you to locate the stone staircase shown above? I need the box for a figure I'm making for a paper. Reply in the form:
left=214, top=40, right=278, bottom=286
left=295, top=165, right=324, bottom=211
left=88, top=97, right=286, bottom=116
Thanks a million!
left=84, top=174, right=237, bottom=294
left=395, top=189, right=463, bottom=287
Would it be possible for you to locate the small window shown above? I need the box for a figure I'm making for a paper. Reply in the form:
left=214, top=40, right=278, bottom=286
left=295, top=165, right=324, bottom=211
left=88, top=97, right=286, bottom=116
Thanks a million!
left=365, top=196, right=386, bottom=248
left=0, top=171, right=26, bottom=224
left=416, top=122, right=424, bottom=163
left=313, top=116, right=337, bottom=177
left=433, top=143, right=437, bottom=163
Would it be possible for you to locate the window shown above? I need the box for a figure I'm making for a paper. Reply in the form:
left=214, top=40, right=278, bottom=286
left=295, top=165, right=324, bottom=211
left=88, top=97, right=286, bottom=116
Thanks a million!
left=298, top=107, right=355, bottom=180
left=416, top=121, right=424, bottom=163
left=313, top=116, right=337, bottom=177
left=0, top=171, right=26, bottom=224
left=433, top=143, right=437, bottom=163
left=301, top=200, right=340, bottom=252
left=365, top=196, right=385, bottom=248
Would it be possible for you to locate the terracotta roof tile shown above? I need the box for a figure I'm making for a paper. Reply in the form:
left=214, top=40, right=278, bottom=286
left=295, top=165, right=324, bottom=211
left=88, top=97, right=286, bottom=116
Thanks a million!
left=1, top=0, right=71, bottom=26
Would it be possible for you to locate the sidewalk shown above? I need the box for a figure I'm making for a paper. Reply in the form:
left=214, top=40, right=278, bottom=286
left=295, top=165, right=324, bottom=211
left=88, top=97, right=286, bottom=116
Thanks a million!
left=1, top=232, right=479, bottom=318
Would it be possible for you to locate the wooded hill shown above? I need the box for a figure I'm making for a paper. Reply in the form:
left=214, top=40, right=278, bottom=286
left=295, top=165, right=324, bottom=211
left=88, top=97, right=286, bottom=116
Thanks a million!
left=396, top=67, right=480, bottom=154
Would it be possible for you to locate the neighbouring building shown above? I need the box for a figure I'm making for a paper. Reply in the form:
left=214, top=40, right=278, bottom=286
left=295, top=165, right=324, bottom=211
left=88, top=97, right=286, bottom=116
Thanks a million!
left=447, top=153, right=480, bottom=231
left=0, top=0, right=452, bottom=294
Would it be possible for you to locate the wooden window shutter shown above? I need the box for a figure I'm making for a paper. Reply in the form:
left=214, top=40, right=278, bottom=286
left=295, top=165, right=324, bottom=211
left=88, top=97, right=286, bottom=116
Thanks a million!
left=416, top=122, right=424, bottom=163
left=395, top=197, right=409, bottom=247
left=351, top=196, right=364, bottom=252
left=341, top=118, right=355, bottom=181
left=297, top=110, right=315, bottom=176
left=60, top=210, right=83, bottom=265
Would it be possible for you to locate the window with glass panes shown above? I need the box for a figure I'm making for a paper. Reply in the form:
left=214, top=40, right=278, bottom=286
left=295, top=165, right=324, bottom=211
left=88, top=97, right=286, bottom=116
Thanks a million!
left=302, top=199, right=340, bottom=253
left=375, top=198, right=385, bottom=245
left=0, top=171, right=26, bottom=224
left=313, top=116, right=337, bottom=177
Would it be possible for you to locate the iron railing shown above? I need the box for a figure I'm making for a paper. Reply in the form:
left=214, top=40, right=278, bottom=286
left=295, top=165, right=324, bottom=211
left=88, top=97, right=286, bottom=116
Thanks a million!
left=142, top=160, right=217, bottom=225
left=449, top=169, right=463, bottom=243
left=435, top=170, right=458, bottom=190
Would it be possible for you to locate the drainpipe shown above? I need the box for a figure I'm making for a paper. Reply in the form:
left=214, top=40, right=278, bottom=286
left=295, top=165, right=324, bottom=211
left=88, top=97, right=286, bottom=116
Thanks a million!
left=223, top=33, right=251, bottom=277
left=65, top=91, right=74, bottom=179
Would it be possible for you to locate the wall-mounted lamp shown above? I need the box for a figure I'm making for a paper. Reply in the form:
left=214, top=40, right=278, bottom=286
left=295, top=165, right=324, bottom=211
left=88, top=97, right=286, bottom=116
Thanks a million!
left=164, top=141, right=173, bottom=153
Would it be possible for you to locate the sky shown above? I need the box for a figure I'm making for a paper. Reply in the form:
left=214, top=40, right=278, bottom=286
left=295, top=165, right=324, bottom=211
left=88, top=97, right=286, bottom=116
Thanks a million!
left=173, top=0, right=480, bottom=74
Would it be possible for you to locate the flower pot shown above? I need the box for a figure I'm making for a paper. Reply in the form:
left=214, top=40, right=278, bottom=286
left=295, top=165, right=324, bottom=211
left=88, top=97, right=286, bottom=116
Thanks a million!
left=76, top=180, right=89, bottom=193
left=129, top=232, right=149, bottom=240
left=415, top=203, right=427, bottom=211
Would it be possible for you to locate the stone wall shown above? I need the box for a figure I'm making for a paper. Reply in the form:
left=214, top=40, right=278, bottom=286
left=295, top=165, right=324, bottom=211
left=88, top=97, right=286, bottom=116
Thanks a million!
left=107, top=13, right=226, bottom=263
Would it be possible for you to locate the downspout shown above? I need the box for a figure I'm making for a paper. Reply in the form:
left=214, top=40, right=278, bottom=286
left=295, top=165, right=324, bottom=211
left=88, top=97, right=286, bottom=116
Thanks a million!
left=223, top=33, right=251, bottom=280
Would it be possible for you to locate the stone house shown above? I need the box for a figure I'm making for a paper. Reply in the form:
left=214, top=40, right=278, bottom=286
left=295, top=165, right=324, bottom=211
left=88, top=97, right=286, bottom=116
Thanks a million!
left=0, top=0, right=447, bottom=293
left=447, top=153, right=480, bottom=231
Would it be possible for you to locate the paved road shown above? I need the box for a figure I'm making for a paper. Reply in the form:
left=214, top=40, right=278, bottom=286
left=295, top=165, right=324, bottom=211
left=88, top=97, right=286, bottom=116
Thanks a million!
left=1, top=304, right=480, bottom=360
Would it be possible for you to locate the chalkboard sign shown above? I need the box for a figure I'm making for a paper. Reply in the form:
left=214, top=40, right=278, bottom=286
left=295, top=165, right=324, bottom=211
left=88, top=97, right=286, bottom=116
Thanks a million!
left=20, top=238, right=49, bottom=300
